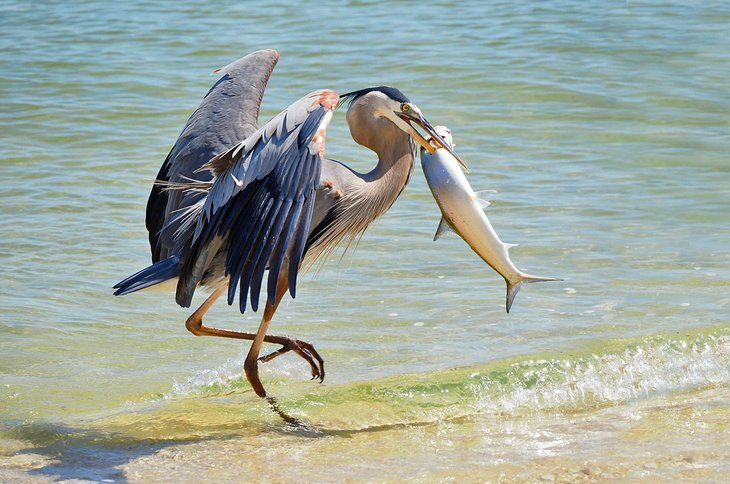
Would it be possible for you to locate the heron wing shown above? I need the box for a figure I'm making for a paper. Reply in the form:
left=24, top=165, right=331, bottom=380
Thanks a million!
left=146, top=49, right=280, bottom=262
left=175, top=89, right=339, bottom=312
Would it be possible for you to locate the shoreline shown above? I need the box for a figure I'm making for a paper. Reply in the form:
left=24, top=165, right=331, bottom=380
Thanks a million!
left=1, top=385, right=728, bottom=482
left=1, top=327, right=728, bottom=482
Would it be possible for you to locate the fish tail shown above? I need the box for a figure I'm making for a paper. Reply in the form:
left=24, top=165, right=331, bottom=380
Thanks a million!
left=505, top=273, right=562, bottom=313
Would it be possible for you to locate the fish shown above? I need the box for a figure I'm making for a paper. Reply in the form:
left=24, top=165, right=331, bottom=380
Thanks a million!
left=420, top=126, right=561, bottom=313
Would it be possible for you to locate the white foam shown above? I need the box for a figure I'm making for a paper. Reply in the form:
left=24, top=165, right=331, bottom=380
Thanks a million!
left=469, top=333, right=730, bottom=414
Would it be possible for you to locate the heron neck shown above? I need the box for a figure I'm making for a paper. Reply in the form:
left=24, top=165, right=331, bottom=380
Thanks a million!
left=346, top=108, right=415, bottom=213
left=363, top=126, right=415, bottom=199
left=302, top=118, right=415, bottom=266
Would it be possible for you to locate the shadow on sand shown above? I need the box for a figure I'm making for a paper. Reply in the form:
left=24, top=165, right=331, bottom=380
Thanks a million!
left=1, top=398, right=333, bottom=481
left=2, top=420, right=228, bottom=482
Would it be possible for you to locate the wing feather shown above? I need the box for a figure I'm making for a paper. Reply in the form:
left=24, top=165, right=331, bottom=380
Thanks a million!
left=147, top=49, right=280, bottom=262
left=288, top=194, right=316, bottom=298
left=248, top=198, right=292, bottom=312
left=266, top=198, right=302, bottom=302
left=241, top=197, right=282, bottom=312
left=176, top=90, right=336, bottom=311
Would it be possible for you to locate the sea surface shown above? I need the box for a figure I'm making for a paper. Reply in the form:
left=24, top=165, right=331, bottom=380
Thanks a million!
left=1, top=0, right=729, bottom=481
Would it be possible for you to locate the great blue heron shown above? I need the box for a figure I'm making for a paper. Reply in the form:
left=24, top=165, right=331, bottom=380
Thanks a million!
left=114, top=49, right=462, bottom=398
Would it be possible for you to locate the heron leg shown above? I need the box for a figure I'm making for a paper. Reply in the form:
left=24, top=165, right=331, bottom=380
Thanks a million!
left=243, top=277, right=292, bottom=398
left=244, top=301, right=276, bottom=398
left=184, top=287, right=325, bottom=393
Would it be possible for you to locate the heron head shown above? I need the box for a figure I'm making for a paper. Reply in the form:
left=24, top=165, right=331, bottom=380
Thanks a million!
left=340, top=86, right=467, bottom=170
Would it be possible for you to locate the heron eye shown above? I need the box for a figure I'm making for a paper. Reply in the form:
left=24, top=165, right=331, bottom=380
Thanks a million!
left=401, top=104, right=410, bottom=113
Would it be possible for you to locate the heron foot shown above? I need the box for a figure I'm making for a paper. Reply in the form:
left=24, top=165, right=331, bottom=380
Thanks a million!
left=259, top=336, right=325, bottom=382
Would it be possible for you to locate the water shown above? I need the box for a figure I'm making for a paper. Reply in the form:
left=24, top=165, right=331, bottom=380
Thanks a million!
left=1, top=0, right=729, bottom=480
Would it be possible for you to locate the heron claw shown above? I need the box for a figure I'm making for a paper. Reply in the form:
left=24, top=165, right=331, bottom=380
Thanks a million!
left=259, top=336, right=325, bottom=383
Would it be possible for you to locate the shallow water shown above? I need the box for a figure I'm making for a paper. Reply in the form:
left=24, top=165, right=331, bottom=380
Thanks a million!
left=1, top=0, right=729, bottom=481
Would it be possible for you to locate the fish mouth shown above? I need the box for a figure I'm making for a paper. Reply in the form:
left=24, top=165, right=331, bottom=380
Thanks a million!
left=398, top=111, right=469, bottom=172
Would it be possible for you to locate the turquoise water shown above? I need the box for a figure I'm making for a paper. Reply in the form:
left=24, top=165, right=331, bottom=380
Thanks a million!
left=1, top=0, right=729, bottom=480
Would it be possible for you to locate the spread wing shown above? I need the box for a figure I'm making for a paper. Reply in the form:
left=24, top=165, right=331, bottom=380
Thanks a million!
left=146, top=49, right=280, bottom=263
left=175, top=90, right=340, bottom=312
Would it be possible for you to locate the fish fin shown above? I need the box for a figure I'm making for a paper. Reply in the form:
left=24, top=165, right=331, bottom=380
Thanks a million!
left=474, top=190, right=496, bottom=209
left=475, top=189, right=497, bottom=199
left=505, top=280, right=523, bottom=314
left=474, top=198, right=490, bottom=209
left=433, top=217, right=452, bottom=241
left=505, top=273, right=563, bottom=313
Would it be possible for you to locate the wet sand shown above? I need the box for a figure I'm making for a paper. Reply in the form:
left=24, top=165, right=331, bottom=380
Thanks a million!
left=2, top=383, right=728, bottom=482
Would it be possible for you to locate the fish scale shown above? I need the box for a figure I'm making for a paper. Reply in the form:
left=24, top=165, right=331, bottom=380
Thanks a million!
left=420, top=127, right=561, bottom=312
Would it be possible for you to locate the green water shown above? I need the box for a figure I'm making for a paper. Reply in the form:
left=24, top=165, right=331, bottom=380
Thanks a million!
left=1, top=0, right=729, bottom=481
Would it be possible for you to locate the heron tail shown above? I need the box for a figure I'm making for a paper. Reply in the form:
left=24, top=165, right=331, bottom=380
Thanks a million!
left=113, top=255, right=180, bottom=296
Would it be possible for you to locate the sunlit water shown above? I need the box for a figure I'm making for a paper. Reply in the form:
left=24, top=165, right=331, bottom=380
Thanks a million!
left=1, top=0, right=729, bottom=481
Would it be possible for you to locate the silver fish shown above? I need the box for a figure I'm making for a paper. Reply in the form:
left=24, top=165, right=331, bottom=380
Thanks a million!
left=421, top=126, right=560, bottom=313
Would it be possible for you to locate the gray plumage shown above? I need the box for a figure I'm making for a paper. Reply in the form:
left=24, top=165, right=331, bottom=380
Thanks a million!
left=147, top=49, right=280, bottom=263
left=118, top=49, right=457, bottom=315
left=114, top=49, right=458, bottom=399
left=174, top=90, right=334, bottom=311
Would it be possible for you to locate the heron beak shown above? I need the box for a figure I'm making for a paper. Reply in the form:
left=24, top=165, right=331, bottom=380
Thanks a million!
left=398, top=111, right=470, bottom=172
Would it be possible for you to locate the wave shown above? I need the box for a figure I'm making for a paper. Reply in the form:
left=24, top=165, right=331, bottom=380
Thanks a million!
left=165, top=328, right=730, bottom=423
left=467, top=331, right=729, bottom=415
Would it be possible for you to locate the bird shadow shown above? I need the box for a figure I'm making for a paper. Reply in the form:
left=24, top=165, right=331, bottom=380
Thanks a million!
left=2, top=420, right=235, bottom=482
left=2, top=397, right=331, bottom=481
left=3, top=394, right=451, bottom=480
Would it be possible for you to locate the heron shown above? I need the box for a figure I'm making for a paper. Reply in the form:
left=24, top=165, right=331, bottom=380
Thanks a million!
left=114, top=49, right=463, bottom=399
